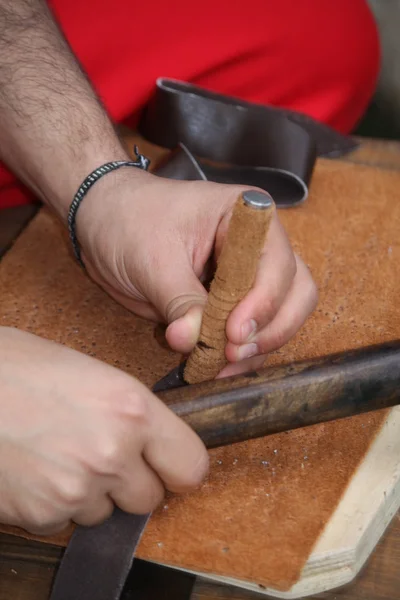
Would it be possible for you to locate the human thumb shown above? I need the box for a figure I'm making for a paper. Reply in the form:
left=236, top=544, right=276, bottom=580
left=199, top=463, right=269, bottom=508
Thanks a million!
left=154, top=262, right=208, bottom=354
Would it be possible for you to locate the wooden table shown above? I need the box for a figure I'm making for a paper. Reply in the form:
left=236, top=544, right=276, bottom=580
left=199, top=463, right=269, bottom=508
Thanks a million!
left=1, top=137, right=400, bottom=600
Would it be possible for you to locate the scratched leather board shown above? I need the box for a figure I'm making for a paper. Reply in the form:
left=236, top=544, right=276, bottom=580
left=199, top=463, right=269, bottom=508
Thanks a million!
left=0, top=158, right=399, bottom=591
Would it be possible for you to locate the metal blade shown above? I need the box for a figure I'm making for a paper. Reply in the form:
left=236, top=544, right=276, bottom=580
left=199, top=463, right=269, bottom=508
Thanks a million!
left=152, top=360, right=188, bottom=393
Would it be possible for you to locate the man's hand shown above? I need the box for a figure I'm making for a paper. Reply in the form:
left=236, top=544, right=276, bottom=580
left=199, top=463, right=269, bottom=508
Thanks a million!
left=77, top=172, right=318, bottom=377
left=0, top=327, right=208, bottom=535
left=0, top=0, right=317, bottom=376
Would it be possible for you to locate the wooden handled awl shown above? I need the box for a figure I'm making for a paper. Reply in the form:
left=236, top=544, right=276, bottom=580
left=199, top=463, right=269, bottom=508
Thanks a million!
left=184, top=189, right=274, bottom=383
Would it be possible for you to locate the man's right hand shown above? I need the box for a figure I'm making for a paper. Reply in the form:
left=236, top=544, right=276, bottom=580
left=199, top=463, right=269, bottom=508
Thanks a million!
left=0, top=327, right=209, bottom=535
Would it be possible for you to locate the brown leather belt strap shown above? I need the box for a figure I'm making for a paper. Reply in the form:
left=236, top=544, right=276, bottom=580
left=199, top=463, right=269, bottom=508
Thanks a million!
left=50, top=510, right=150, bottom=600
left=139, top=78, right=357, bottom=207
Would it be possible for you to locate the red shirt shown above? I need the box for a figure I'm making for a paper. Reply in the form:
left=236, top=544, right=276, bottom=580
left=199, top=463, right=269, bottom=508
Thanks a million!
left=0, top=0, right=380, bottom=209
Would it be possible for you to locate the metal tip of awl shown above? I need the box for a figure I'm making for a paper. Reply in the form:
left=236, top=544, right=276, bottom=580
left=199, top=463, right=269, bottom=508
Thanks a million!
left=242, top=190, right=273, bottom=210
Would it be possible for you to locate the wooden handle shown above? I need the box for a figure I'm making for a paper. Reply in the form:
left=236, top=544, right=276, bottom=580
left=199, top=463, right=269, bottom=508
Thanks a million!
left=184, top=190, right=275, bottom=384
left=160, top=341, right=400, bottom=449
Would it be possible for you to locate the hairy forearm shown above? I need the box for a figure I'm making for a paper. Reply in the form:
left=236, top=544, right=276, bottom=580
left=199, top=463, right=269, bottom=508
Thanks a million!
left=0, top=0, right=134, bottom=220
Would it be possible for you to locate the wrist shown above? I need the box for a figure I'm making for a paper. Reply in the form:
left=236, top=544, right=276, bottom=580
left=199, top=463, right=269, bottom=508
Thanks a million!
left=68, top=149, right=153, bottom=267
left=40, top=132, right=140, bottom=222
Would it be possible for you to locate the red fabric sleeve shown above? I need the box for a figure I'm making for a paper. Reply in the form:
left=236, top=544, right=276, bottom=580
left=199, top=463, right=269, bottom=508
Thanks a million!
left=0, top=0, right=380, bottom=209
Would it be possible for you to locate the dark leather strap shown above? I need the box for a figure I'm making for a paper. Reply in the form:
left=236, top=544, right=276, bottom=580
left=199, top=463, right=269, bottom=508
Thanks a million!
left=50, top=510, right=150, bottom=600
left=50, top=79, right=358, bottom=600
left=139, top=78, right=358, bottom=207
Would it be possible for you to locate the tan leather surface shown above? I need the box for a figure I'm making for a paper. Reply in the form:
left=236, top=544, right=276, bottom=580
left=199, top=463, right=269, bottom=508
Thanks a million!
left=0, top=157, right=399, bottom=591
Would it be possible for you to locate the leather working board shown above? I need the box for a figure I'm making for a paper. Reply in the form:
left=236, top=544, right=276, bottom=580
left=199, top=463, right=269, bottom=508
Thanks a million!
left=0, top=156, right=399, bottom=594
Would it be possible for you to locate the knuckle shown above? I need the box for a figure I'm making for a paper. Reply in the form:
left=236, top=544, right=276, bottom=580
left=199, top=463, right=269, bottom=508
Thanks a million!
left=114, top=387, right=150, bottom=425
left=92, top=386, right=153, bottom=475
left=96, top=439, right=121, bottom=472
left=53, top=476, right=88, bottom=507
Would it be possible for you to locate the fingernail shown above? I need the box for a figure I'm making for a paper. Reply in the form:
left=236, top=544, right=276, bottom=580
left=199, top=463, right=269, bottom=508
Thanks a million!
left=237, top=343, right=258, bottom=361
left=241, top=319, right=258, bottom=343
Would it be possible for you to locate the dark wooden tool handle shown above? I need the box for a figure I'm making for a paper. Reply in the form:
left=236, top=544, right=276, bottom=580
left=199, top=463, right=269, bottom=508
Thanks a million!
left=184, top=190, right=274, bottom=384
left=161, top=341, right=400, bottom=448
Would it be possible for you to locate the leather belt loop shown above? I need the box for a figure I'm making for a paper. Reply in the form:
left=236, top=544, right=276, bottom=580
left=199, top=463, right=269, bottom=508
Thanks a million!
left=138, top=78, right=358, bottom=207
